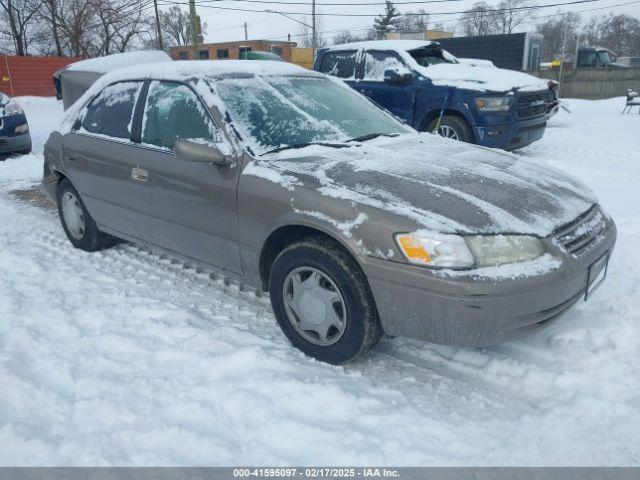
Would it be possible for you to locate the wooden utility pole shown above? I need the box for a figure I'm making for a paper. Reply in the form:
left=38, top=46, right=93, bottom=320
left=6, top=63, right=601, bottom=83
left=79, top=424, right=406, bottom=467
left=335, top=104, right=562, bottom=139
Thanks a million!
left=153, top=0, right=164, bottom=50
left=189, top=0, right=198, bottom=58
left=311, top=0, right=316, bottom=59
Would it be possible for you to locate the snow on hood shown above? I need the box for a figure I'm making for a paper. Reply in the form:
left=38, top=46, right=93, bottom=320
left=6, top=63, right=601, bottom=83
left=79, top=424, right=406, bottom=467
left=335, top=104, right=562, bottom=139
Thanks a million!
left=66, top=50, right=171, bottom=74
left=257, top=134, right=596, bottom=236
left=417, top=63, right=550, bottom=93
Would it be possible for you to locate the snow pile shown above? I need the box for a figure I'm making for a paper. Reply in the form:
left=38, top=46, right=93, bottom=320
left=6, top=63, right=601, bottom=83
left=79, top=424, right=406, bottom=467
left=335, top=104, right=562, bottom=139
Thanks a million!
left=65, top=50, right=171, bottom=73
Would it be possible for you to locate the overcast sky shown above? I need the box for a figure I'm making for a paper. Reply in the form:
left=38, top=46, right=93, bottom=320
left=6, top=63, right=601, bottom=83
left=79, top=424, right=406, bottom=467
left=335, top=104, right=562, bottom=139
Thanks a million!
left=165, top=0, right=640, bottom=45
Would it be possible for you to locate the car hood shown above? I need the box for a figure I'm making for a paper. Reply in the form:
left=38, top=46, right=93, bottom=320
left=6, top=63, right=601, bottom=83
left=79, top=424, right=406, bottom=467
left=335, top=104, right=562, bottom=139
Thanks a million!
left=416, top=63, right=550, bottom=93
left=260, top=134, right=596, bottom=236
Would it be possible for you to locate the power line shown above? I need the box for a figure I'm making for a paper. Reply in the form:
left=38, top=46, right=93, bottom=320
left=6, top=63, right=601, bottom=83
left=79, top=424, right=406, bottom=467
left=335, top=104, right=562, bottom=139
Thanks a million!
left=254, top=0, right=640, bottom=40
left=158, top=0, right=618, bottom=17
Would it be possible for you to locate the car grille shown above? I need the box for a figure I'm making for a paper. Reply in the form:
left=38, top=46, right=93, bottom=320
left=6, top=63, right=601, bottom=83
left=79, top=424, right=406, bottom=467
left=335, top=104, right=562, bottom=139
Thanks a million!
left=517, top=91, right=547, bottom=118
left=553, top=206, right=607, bottom=256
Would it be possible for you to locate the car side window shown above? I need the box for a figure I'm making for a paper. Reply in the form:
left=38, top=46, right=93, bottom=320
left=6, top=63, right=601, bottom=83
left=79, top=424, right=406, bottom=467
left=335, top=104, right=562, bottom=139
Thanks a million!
left=319, top=51, right=358, bottom=79
left=81, top=81, right=142, bottom=140
left=142, top=80, right=216, bottom=151
left=363, top=51, right=406, bottom=81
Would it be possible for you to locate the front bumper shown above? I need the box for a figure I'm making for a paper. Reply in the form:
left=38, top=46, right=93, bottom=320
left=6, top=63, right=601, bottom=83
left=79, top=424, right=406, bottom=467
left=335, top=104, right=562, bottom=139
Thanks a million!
left=363, top=214, right=617, bottom=347
left=474, top=115, right=547, bottom=151
left=0, top=113, right=31, bottom=154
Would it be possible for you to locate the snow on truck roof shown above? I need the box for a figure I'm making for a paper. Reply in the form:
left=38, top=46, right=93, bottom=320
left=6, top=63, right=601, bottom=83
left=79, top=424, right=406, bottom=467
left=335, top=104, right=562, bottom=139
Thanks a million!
left=326, top=40, right=437, bottom=51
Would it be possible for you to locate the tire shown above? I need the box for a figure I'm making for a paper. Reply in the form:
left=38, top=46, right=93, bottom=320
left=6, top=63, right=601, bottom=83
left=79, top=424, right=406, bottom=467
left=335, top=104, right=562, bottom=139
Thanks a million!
left=18, top=146, right=32, bottom=155
left=427, top=115, right=474, bottom=144
left=56, top=178, right=114, bottom=251
left=269, top=236, right=382, bottom=364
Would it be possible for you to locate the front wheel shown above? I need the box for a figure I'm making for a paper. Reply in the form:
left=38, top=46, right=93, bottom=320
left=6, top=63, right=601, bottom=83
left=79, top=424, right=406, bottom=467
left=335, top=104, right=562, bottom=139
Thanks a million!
left=427, top=115, right=474, bottom=143
left=56, top=178, right=114, bottom=251
left=269, top=237, right=382, bottom=364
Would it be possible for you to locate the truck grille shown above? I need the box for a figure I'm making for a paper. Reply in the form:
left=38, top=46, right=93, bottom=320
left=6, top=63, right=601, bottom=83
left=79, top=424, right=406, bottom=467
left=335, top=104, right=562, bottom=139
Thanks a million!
left=517, top=91, right=547, bottom=118
left=553, top=206, right=607, bottom=256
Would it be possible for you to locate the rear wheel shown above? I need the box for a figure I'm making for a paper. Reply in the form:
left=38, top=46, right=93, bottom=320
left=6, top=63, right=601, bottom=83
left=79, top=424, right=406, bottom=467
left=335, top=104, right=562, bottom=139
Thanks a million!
left=269, top=237, right=382, bottom=364
left=57, top=178, right=114, bottom=251
left=427, top=115, right=474, bottom=143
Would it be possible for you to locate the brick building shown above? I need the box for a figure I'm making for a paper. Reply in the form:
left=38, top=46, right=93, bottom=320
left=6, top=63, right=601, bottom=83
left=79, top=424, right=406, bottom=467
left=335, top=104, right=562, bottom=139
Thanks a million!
left=170, top=40, right=295, bottom=62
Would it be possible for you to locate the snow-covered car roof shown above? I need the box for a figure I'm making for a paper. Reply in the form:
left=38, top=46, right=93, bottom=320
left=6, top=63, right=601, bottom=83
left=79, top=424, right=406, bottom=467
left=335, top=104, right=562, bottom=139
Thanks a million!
left=66, top=50, right=172, bottom=74
left=326, top=40, right=437, bottom=52
left=61, top=60, right=322, bottom=132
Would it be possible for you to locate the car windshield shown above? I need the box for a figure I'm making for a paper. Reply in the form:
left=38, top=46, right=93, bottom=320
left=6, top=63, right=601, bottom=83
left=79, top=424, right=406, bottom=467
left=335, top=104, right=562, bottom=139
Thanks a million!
left=409, top=47, right=457, bottom=67
left=215, top=75, right=410, bottom=155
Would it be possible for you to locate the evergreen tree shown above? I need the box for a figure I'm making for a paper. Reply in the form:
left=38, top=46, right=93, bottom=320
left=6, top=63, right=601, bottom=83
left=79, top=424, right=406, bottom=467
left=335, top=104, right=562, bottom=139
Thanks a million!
left=374, top=0, right=401, bottom=38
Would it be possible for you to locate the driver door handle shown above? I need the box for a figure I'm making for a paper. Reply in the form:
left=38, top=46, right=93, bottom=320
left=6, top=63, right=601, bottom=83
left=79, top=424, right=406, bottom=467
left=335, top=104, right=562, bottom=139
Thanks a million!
left=131, top=167, right=148, bottom=182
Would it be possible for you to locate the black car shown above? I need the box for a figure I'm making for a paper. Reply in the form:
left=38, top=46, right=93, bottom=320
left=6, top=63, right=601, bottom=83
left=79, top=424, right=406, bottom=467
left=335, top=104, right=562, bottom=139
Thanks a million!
left=0, top=93, right=32, bottom=156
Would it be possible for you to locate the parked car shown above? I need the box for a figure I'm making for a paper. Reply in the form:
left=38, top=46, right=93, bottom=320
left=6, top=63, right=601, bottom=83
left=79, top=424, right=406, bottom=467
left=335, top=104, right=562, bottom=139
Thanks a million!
left=314, top=40, right=550, bottom=150
left=0, top=93, right=31, bottom=156
left=239, top=50, right=283, bottom=61
left=43, top=61, right=616, bottom=364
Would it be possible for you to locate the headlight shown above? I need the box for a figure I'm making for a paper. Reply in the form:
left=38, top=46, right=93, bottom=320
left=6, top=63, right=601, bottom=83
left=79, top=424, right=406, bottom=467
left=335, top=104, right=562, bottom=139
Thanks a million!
left=475, top=96, right=512, bottom=112
left=466, top=235, right=544, bottom=267
left=14, top=123, right=28, bottom=133
left=3, top=100, right=23, bottom=116
left=396, top=232, right=544, bottom=269
left=396, top=232, right=475, bottom=268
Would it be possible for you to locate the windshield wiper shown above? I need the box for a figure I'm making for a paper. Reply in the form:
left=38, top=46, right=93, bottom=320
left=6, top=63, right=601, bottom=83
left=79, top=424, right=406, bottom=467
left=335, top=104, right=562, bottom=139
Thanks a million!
left=346, top=132, right=400, bottom=143
left=260, top=141, right=347, bottom=156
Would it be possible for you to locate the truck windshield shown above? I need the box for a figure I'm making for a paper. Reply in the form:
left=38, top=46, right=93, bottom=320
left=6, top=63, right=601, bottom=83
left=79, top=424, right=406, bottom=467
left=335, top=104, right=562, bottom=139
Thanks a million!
left=215, top=75, right=410, bottom=155
left=409, top=47, right=457, bottom=67
left=598, top=51, right=611, bottom=65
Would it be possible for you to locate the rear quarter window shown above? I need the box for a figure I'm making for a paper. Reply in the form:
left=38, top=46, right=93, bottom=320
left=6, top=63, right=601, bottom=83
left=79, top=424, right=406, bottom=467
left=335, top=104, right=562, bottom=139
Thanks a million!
left=319, top=51, right=358, bottom=79
left=81, top=82, right=142, bottom=140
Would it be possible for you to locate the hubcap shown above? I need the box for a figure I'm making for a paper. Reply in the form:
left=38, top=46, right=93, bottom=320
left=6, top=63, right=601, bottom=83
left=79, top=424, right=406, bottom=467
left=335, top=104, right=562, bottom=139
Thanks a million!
left=435, top=124, right=460, bottom=140
left=61, top=191, right=85, bottom=240
left=282, top=267, right=347, bottom=346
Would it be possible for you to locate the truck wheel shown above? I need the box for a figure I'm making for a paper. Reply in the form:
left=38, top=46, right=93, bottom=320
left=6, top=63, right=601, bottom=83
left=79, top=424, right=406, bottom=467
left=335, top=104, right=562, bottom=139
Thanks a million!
left=57, top=178, right=114, bottom=251
left=269, top=237, right=382, bottom=365
left=427, top=115, right=474, bottom=143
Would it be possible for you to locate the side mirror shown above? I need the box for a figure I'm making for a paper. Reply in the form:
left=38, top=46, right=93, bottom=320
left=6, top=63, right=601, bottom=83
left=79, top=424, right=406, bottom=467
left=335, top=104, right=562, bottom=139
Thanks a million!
left=174, top=139, right=231, bottom=166
left=384, top=68, right=413, bottom=84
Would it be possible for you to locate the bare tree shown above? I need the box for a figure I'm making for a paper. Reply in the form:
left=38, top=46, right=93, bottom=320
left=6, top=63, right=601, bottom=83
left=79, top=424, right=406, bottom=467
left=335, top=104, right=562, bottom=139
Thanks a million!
left=583, top=13, right=640, bottom=56
left=158, top=5, right=191, bottom=47
left=494, top=0, right=529, bottom=34
left=458, top=2, right=500, bottom=36
left=535, top=11, right=581, bottom=61
left=397, top=9, right=429, bottom=34
left=0, top=0, right=45, bottom=55
left=297, top=14, right=327, bottom=48
left=332, top=30, right=354, bottom=45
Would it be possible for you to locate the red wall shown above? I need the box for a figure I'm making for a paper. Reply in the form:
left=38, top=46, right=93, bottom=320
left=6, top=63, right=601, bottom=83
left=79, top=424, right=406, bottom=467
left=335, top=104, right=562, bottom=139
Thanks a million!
left=0, top=55, right=82, bottom=97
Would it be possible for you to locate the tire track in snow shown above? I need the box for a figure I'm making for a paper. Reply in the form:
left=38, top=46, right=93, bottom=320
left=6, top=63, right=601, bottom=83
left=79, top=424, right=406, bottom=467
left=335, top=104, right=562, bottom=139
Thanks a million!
left=5, top=187, right=537, bottom=413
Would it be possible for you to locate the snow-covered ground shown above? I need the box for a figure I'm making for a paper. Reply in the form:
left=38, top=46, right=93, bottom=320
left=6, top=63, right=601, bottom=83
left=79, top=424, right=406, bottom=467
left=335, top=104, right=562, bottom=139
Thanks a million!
left=1, top=96, right=639, bottom=466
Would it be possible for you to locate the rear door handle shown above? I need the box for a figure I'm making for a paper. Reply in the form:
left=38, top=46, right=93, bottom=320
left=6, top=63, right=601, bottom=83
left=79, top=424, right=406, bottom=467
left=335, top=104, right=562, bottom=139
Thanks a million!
left=131, top=167, right=148, bottom=182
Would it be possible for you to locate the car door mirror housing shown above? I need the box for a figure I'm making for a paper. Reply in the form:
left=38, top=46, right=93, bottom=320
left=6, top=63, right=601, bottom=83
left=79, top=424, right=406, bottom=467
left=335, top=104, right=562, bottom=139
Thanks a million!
left=384, top=68, right=413, bottom=84
left=174, top=139, right=231, bottom=166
